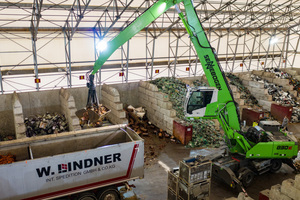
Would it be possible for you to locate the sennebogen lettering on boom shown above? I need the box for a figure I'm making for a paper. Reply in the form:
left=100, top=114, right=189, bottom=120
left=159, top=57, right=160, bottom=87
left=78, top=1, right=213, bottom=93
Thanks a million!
left=204, top=55, right=222, bottom=90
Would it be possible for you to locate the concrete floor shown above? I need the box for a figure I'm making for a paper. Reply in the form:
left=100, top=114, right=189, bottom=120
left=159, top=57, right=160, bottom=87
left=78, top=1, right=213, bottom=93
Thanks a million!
left=130, top=123, right=300, bottom=200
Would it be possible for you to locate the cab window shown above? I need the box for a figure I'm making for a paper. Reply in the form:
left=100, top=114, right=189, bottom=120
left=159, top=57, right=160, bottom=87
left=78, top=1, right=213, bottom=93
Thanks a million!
left=187, top=91, right=213, bottom=114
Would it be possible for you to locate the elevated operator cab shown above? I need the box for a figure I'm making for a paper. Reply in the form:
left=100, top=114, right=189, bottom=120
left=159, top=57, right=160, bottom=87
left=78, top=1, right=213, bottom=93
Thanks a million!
left=184, top=86, right=218, bottom=118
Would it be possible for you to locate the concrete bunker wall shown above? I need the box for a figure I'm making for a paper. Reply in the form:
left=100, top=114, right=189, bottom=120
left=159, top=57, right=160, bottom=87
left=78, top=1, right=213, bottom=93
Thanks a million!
left=0, top=93, right=14, bottom=137
left=0, top=82, right=136, bottom=141
left=0, top=89, right=82, bottom=140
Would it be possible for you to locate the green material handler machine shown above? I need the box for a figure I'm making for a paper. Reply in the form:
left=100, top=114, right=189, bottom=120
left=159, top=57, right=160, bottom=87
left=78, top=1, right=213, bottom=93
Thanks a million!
left=86, top=0, right=298, bottom=191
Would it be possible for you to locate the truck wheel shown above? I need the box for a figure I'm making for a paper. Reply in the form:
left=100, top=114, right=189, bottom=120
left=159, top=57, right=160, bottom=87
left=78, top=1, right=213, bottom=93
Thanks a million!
left=239, top=168, right=254, bottom=188
left=270, top=159, right=282, bottom=172
left=76, top=192, right=97, bottom=200
left=97, top=190, right=119, bottom=200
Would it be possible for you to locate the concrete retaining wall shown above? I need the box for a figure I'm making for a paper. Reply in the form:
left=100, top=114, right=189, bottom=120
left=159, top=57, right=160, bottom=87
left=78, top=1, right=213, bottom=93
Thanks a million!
left=259, top=174, right=300, bottom=200
left=253, top=69, right=297, bottom=97
left=138, top=81, right=177, bottom=135
left=109, top=82, right=140, bottom=108
left=59, top=88, right=81, bottom=131
left=0, top=93, right=14, bottom=137
left=0, top=82, right=138, bottom=140
left=12, top=92, right=26, bottom=139
left=101, top=84, right=128, bottom=125
left=226, top=174, right=300, bottom=200
left=239, top=73, right=275, bottom=111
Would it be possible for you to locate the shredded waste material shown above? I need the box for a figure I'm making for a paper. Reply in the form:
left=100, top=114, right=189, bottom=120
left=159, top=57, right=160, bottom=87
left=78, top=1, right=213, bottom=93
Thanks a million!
left=126, top=106, right=171, bottom=167
left=264, top=67, right=300, bottom=95
left=0, top=153, right=15, bottom=165
left=150, top=77, right=223, bottom=148
left=24, top=112, right=68, bottom=137
left=77, top=104, right=110, bottom=128
left=249, top=68, right=300, bottom=123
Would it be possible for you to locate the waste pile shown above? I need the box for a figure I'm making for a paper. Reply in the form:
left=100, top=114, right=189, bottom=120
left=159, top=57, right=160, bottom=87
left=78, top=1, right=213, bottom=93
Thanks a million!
left=225, top=73, right=260, bottom=107
left=292, top=107, right=300, bottom=123
left=77, top=104, right=110, bottom=128
left=126, top=105, right=173, bottom=139
left=126, top=105, right=171, bottom=167
left=150, top=77, right=223, bottom=148
left=24, top=112, right=68, bottom=137
left=249, top=74, right=297, bottom=106
left=0, top=153, right=15, bottom=165
left=249, top=73, right=300, bottom=122
left=264, top=67, right=291, bottom=79
left=264, top=68, right=300, bottom=95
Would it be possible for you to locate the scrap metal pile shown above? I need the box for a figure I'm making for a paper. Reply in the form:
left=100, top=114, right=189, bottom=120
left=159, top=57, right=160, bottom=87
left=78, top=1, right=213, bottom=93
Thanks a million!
left=250, top=74, right=298, bottom=106
left=250, top=69, right=300, bottom=122
left=225, top=73, right=260, bottom=107
left=150, top=77, right=223, bottom=148
left=264, top=67, right=300, bottom=95
left=24, top=112, right=68, bottom=137
left=76, top=104, right=110, bottom=128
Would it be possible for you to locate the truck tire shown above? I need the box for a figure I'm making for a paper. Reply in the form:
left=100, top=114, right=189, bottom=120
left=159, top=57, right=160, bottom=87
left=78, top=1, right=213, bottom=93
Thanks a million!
left=238, top=168, right=254, bottom=188
left=97, top=189, right=119, bottom=200
left=270, top=159, right=282, bottom=172
left=76, top=192, right=97, bottom=200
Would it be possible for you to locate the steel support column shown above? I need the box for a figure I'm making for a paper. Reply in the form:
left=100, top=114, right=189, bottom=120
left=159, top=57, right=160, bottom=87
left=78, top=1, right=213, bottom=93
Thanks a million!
left=150, top=38, right=156, bottom=80
left=125, top=40, right=130, bottom=83
left=172, top=37, right=179, bottom=77
left=63, top=0, right=91, bottom=88
left=64, top=30, right=72, bottom=88
left=249, top=34, right=257, bottom=71
left=30, top=0, right=43, bottom=91
left=292, top=32, right=300, bottom=68
left=285, top=30, right=290, bottom=68
left=279, top=31, right=288, bottom=68
left=232, top=34, right=240, bottom=72
left=264, top=35, right=272, bottom=69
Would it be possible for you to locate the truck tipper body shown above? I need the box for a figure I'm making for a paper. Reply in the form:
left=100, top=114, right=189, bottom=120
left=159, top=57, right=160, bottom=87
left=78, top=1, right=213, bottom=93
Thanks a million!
left=0, top=124, right=144, bottom=200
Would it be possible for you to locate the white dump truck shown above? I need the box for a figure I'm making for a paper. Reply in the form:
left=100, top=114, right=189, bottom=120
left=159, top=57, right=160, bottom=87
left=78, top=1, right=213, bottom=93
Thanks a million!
left=0, top=124, right=144, bottom=200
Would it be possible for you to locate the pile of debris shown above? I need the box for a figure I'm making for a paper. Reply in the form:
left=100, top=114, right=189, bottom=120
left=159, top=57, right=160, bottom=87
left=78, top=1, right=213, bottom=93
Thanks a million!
left=126, top=105, right=172, bottom=167
left=264, top=67, right=300, bottom=96
left=0, top=153, right=15, bottom=165
left=226, top=73, right=260, bottom=107
left=76, top=104, right=110, bottom=128
left=249, top=73, right=300, bottom=122
left=264, top=67, right=291, bottom=79
left=150, top=77, right=223, bottom=148
left=24, top=112, right=68, bottom=137
left=249, top=74, right=298, bottom=106
left=126, top=105, right=171, bottom=138
left=292, top=107, right=300, bottom=123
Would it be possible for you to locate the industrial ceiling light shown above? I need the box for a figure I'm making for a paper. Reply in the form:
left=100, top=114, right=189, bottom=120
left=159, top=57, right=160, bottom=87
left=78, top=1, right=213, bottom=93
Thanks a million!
left=270, top=36, right=278, bottom=45
left=96, top=39, right=108, bottom=52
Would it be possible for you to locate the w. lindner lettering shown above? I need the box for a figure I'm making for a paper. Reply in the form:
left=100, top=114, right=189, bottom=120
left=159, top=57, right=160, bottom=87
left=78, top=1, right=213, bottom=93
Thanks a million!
left=36, top=153, right=121, bottom=178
